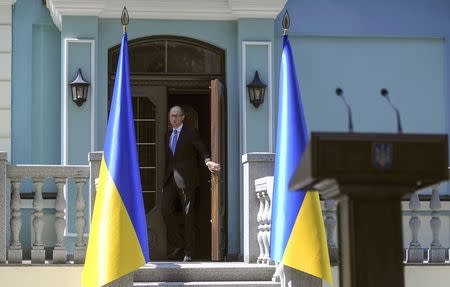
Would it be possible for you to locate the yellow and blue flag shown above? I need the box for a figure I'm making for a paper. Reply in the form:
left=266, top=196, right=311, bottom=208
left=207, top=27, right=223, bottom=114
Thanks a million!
left=82, top=31, right=150, bottom=287
left=270, top=34, right=332, bottom=284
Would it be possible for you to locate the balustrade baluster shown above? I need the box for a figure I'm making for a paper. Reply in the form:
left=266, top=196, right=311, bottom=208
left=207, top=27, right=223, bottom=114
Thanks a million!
left=74, top=177, right=87, bottom=263
left=429, top=184, right=445, bottom=263
left=256, top=190, right=265, bottom=263
left=8, top=179, right=22, bottom=263
left=407, top=192, right=423, bottom=263
left=262, top=189, right=271, bottom=264
left=53, top=178, right=67, bottom=263
left=31, top=178, right=45, bottom=263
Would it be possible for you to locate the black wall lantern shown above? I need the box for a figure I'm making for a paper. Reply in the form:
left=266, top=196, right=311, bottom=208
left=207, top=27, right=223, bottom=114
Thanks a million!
left=247, top=71, right=267, bottom=108
left=69, top=68, right=90, bottom=107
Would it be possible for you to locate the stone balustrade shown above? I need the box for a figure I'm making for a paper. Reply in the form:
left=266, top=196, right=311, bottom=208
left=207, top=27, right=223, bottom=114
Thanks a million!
left=255, top=176, right=273, bottom=264
left=252, top=174, right=450, bottom=266
left=0, top=149, right=449, bottom=267
left=242, top=153, right=275, bottom=263
left=0, top=151, right=102, bottom=264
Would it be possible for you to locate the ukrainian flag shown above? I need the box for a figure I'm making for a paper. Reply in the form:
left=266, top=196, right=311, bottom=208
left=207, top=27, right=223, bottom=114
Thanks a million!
left=82, top=31, right=150, bottom=287
left=270, top=34, right=332, bottom=285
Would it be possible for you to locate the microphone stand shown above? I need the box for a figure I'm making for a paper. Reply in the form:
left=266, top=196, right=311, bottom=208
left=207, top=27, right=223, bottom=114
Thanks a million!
left=336, top=88, right=354, bottom=133
left=380, top=88, right=403, bottom=133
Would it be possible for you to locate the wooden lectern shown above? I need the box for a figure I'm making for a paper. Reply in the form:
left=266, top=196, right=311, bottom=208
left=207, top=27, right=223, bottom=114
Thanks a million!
left=289, top=132, right=448, bottom=287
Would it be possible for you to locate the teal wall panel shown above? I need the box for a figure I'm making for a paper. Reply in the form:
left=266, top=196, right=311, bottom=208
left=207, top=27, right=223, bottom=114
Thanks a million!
left=61, top=16, right=99, bottom=39
left=245, top=45, right=269, bottom=152
left=237, top=19, right=274, bottom=41
left=287, top=36, right=446, bottom=134
left=61, top=16, right=99, bottom=165
left=12, top=0, right=60, bottom=164
left=32, top=24, right=61, bottom=164
left=67, top=43, right=92, bottom=165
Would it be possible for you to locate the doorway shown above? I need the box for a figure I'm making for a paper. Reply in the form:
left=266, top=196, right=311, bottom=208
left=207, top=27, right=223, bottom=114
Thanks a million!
left=108, top=35, right=227, bottom=261
left=168, top=90, right=211, bottom=260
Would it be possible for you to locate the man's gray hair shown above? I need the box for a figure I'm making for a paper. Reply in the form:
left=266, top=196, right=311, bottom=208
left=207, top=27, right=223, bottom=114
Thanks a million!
left=170, top=105, right=185, bottom=115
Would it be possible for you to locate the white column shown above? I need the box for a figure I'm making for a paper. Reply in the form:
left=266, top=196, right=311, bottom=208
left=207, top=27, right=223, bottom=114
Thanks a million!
left=0, top=2, right=13, bottom=160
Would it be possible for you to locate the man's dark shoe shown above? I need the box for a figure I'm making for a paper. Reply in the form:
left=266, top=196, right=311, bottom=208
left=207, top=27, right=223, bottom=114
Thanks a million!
left=168, top=247, right=183, bottom=260
left=183, top=255, right=192, bottom=262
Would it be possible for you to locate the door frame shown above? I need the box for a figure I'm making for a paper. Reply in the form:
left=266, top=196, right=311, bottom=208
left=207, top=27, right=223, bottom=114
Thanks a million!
left=108, top=35, right=228, bottom=259
left=108, top=78, right=228, bottom=259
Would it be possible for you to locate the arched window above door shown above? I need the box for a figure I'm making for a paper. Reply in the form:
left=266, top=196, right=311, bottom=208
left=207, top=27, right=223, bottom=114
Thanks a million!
left=108, top=36, right=225, bottom=76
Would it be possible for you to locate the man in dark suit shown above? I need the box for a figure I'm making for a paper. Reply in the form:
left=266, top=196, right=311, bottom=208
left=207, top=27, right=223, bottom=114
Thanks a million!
left=162, top=105, right=220, bottom=262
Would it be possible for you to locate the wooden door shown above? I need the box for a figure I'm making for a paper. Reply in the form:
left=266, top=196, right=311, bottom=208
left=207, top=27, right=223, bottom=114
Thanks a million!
left=131, top=85, right=168, bottom=260
left=210, top=79, right=225, bottom=261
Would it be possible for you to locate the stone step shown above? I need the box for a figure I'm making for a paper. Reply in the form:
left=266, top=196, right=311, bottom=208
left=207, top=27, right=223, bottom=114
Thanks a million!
left=134, top=281, right=279, bottom=287
left=134, top=262, right=276, bottom=283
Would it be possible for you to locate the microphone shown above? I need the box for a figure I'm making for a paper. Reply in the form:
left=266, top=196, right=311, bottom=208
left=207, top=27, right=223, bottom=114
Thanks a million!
left=380, top=88, right=403, bottom=133
left=335, top=88, right=354, bottom=132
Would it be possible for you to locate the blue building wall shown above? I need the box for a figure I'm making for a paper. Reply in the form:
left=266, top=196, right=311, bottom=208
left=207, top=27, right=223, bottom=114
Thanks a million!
left=274, top=0, right=449, bottom=195
left=274, top=0, right=449, bottom=135
left=10, top=0, right=450, bottom=258
left=12, top=0, right=60, bottom=164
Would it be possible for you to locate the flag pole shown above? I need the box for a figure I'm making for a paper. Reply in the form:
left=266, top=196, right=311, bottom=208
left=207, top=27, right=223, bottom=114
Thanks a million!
left=82, top=5, right=149, bottom=287
left=270, top=8, right=332, bottom=285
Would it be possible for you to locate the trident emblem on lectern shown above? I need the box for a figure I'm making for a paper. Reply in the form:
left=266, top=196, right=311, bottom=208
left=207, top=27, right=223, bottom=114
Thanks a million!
left=372, top=143, right=393, bottom=169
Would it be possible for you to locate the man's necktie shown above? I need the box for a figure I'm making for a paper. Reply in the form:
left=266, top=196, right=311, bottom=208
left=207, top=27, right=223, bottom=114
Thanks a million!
left=170, top=129, right=178, bottom=154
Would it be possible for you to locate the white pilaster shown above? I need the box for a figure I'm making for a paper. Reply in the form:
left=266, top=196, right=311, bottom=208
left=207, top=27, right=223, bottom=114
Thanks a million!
left=0, top=3, right=12, bottom=160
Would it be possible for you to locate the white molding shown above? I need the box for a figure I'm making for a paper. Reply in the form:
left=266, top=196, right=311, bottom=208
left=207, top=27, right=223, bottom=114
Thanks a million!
left=62, top=38, right=69, bottom=165
left=62, top=38, right=96, bottom=165
left=46, top=0, right=286, bottom=31
left=89, top=41, right=96, bottom=153
left=268, top=42, right=273, bottom=152
left=63, top=38, right=95, bottom=237
left=242, top=41, right=273, bottom=154
left=241, top=44, right=247, bottom=154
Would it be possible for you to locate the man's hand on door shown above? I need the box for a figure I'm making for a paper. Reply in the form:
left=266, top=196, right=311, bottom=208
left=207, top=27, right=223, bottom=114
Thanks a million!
left=206, top=161, right=221, bottom=173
